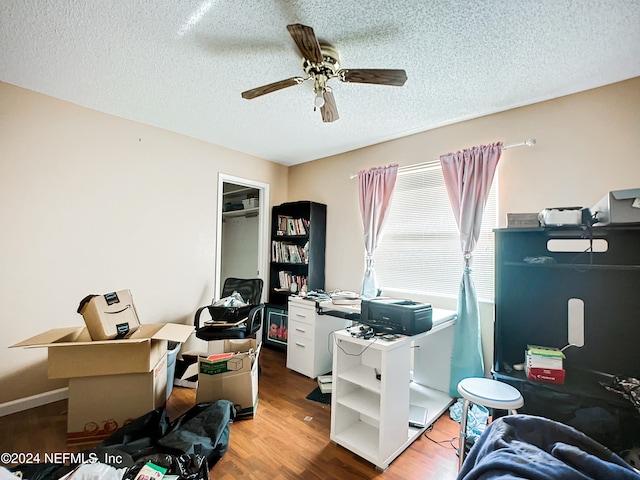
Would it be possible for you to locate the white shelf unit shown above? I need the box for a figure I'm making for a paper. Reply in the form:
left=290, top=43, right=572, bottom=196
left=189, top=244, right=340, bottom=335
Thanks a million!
left=222, top=207, right=259, bottom=218
left=330, top=315, right=456, bottom=471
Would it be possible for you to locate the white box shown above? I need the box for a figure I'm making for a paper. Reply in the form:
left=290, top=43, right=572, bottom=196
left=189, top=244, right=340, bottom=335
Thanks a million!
left=242, top=198, right=258, bottom=209
left=525, top=351, right=564, bottom=370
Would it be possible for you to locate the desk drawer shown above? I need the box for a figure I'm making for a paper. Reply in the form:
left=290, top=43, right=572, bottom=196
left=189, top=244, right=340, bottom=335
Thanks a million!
left=288, top=318, right=313, bottom=341
left=288, top=302, right=314, bottom=326
left=286, top=333, right=314, bottom=377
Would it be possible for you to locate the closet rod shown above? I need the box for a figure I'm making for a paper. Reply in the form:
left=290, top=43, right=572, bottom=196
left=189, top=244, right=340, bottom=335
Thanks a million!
left=349, top=138, right=536, bottom=179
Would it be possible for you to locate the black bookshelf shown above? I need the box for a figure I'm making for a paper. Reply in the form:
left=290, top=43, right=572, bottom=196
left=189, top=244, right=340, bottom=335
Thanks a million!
left=268, top=201, right=326, bottom=307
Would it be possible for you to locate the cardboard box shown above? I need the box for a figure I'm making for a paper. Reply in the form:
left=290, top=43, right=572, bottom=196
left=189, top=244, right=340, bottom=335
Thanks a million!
left=77, top=290, right=141, bottom=340
left=592, top=188, right=640, bottom=225
left=67, top=353, right=168, bottom=446
left=506, top=213, right=540, bottom=228
left=196, top=339, right=260, bottom=419
left=12, top=323, right=194, bottom=378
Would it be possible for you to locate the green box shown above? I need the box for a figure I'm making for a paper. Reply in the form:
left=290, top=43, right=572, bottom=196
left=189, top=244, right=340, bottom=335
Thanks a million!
left=199, top=356, right=244, bottom=376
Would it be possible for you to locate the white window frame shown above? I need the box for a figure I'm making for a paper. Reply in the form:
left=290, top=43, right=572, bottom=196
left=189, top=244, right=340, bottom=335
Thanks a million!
left=375, top=162, right=498, bottom=303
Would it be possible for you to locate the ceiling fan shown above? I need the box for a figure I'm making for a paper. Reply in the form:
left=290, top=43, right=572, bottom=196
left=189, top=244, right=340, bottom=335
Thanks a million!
left=241, top=24, right=408, bottom=123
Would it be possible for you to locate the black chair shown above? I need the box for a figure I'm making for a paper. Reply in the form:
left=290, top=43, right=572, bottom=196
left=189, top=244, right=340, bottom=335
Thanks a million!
left=194, top=278, right=265, bottom=341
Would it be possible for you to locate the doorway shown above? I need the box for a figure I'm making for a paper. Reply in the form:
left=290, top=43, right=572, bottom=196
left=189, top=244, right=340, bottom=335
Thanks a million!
left=215, top=174, right=270, bottom=302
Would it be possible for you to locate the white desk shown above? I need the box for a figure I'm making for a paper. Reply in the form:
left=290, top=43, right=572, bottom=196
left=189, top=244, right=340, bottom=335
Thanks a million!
left=326, top=305, right=457, bottom=471
left=286, top=297, right=351, bottom=378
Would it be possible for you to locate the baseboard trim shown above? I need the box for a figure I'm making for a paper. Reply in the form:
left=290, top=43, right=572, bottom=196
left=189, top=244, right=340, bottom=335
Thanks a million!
left=0, top=387, right=68, bottom=417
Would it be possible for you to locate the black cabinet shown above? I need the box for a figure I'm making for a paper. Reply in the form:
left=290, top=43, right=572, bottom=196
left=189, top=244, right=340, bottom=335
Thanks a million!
left=493, top=226, right=640, bottom=452
left=269, top=201, right=326, bottom=307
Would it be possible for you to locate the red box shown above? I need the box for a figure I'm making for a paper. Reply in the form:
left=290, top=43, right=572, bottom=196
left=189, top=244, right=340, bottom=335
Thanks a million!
left=526, top=366, right=566, bottom=384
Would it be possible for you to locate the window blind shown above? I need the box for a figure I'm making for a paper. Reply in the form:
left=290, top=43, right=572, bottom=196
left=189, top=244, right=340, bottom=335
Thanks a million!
left=375, top=162, right=497, bottom=302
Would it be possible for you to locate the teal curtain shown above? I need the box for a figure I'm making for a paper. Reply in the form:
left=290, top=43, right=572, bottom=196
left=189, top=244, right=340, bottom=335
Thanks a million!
left=440, top=143, right=502, bottom=396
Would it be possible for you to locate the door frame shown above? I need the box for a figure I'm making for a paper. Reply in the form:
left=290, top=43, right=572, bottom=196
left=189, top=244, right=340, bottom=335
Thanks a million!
left=215, top=173, right=270, bottom=302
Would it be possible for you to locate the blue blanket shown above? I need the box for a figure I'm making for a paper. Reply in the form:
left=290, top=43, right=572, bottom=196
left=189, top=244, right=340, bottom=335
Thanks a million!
left=458, top=415, right=640, bottom=480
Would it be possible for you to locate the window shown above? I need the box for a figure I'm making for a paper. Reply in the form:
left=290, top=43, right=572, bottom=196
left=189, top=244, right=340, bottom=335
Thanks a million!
left=375, top=162, right=497, bottom=302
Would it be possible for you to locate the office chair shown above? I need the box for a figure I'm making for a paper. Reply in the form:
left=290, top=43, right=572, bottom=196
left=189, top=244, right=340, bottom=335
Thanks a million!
left=194, top=278, right=265, bottom=341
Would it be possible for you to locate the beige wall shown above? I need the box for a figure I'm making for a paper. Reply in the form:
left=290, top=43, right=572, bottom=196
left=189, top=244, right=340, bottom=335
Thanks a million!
left=2, top=77, right=638, bottom=404
left=289, top=77, right=640, bottom=371
left=0, top=82, right=288, bottom=403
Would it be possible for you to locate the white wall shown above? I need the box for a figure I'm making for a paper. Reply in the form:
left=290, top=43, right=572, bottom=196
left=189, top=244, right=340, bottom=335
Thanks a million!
left=220, top=215, right=260, bottom=285
left=0, top=82, right=288, bottom=403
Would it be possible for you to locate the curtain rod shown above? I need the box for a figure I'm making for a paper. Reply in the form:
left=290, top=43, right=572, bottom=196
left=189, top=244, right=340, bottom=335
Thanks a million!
left=349, top=138, right=536, bottom=179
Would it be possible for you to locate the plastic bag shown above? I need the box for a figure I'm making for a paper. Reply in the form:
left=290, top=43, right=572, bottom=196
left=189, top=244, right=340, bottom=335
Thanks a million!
left=213, top=292, right=247, bottom=308
left=122, top=454, right=208, bottom=480
left=206, top=292, right=251, bottom=322
left=98, top=401, right=235, bottom=468
left=449, top=398, right=489, bottom=442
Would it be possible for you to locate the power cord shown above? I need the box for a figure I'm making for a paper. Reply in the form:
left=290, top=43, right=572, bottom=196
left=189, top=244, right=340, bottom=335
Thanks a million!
left=332, top=326, right=380, bottom=357
left=422, top=424, right=458, bottom=449
left=569, top=227, right=595, bottom=273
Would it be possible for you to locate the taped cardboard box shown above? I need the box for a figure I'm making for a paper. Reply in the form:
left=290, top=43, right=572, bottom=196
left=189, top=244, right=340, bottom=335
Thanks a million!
left=67, top=353, right=167, bottom=446
left=11, top=323, right=194, bottom=378
left=77, top=290, right=141, bottom=340
left=196, top=339, right=260, bottom=419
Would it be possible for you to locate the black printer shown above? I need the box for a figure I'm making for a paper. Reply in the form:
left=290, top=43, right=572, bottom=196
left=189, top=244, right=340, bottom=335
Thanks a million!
left=360, top=297, right=433, bottom=335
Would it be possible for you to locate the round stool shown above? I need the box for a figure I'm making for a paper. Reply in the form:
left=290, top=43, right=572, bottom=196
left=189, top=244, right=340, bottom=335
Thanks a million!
left=457, top=377, right=524, bottom=470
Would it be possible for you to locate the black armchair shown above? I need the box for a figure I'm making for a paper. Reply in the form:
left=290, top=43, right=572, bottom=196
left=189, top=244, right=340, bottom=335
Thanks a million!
left=194, top=278, right=265, bottom=341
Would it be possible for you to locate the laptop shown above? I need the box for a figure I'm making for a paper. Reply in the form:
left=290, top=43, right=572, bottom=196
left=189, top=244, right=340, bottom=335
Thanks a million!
left=409, top=405, right=428, bottom=428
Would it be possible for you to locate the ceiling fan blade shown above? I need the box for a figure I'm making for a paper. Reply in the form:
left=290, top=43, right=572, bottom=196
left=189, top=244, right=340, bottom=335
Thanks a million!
left=241, top=77, right=305, bottom=99
left=338, top=69, right=408, bottom=86
left=320, top=89, right=339, bottom=123
left=286, top=23, right=324, bottom=64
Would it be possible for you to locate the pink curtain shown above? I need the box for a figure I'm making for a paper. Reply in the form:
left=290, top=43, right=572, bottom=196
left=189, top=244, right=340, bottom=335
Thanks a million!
left=358, top=164, right=398, bottom=298
left=440, top=142, right=502, bottom=395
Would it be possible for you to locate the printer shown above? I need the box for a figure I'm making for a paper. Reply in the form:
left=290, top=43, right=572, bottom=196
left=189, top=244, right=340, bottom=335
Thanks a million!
left=360, top=297, right=433, bottom=335
left=591, top=188, right=640, bottom=225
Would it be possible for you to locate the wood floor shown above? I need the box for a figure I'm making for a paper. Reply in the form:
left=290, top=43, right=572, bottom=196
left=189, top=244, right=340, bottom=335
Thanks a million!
left=0, top=346, right=461, bottom=479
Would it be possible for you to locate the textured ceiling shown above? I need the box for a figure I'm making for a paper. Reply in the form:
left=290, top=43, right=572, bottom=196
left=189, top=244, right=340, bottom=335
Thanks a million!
left=1, top=0, right=639, bottom=166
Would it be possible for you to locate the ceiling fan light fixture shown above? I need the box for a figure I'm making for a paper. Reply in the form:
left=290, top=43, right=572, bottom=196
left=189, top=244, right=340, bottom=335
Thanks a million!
left=240, top=23, right=407, bottom=122
left=314, top=90, right=325, bottom=108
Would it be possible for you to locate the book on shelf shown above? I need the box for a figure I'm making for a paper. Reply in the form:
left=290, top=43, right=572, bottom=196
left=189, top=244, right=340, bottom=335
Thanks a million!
left=276, top=215, right=309, bottom=236
left=277, top=215, right=288, bottom=235
left=271, top=241, right=308, bottom=264
left=317, top=374, right=332, bottom=394
left=318, top=382, right=332, bottom=394
left=277, top=271, right=307, bottom=292
left=527, top=345, right=566, bottom=358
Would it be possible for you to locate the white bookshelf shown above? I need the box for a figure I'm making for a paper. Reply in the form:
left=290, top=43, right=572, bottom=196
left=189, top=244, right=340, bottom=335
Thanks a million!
left=329, top=312, right=456, bottom=471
